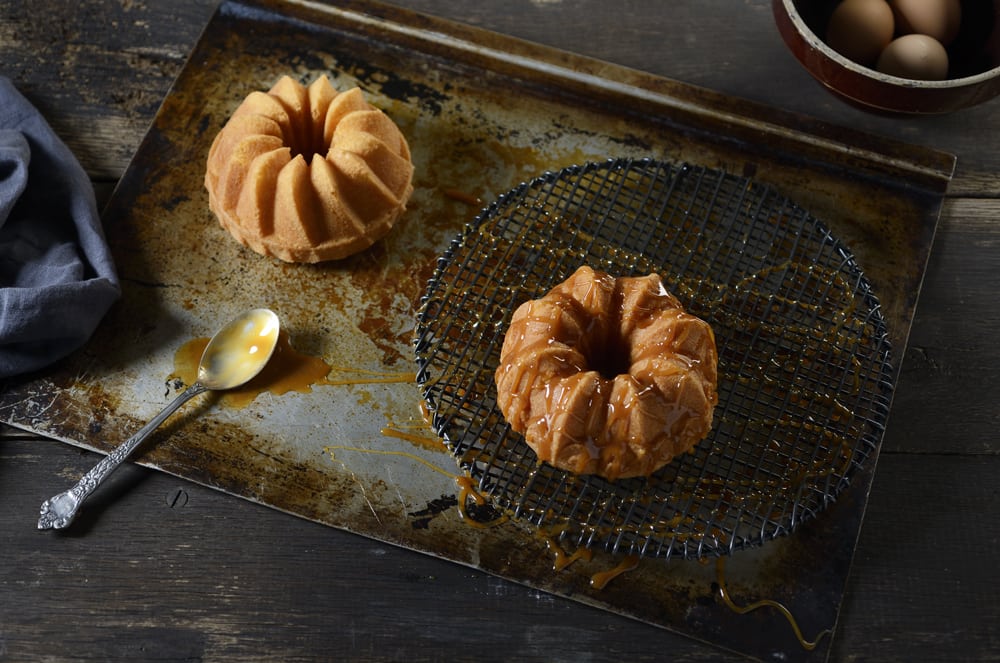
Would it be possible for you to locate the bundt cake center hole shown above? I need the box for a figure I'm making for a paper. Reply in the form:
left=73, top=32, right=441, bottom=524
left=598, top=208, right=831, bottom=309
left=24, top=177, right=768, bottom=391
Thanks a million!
left=588, top=338, right=631, bottom=380
left=288, top=135, right=328, bottom=162
left=285, top=114, right=329, bottom=162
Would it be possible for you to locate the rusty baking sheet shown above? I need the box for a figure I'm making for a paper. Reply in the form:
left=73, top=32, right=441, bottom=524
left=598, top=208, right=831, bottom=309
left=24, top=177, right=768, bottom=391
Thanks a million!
left=0, top=0, right=954, bottom=660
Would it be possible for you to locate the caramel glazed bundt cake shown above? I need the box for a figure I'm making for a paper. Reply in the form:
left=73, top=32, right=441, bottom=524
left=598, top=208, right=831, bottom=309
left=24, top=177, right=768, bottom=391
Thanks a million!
left=205, top=75, right=414, bottom=263
left=495, top=266, right=719, bottom=481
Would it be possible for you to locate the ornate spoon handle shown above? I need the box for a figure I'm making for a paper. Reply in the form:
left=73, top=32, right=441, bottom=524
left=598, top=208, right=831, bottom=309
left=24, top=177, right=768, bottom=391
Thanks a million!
left=38, top=383, right=208, bottom=530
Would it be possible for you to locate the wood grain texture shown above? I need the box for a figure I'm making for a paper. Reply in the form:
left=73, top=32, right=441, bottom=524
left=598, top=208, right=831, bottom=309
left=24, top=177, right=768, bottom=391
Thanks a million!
left=1, top=0, right=997, bottom=661
left=0, top=0, right=217, bottom=179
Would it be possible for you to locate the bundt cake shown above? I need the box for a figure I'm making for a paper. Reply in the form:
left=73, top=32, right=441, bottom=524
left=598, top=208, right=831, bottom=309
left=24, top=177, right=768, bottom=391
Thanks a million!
left=494, top=266, right=718, bottom=481
left=204, top=75, right=414, bottom=263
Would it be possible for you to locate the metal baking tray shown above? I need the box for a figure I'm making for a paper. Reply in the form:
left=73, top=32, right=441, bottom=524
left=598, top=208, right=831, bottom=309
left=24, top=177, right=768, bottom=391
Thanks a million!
left=0, top=0, right=953, bottom=660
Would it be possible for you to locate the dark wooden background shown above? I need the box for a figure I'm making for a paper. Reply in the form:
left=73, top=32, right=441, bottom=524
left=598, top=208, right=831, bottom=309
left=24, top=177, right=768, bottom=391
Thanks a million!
left=2, top=1, right=998, bottom=661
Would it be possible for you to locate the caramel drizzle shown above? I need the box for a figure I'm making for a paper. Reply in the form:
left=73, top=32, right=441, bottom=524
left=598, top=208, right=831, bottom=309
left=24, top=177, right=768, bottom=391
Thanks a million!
left=590, top=554, right=640, bottom=590
left=535, top=529, right=641, bottom=590
left=454, top=475, right=509, bottom=528
left=324, top=366, right=417, bottom=386
left=715, top=556, right=833, bottom=651
left=531, top=528, right=826, bottom=652
left=537, top=529, right=595, bottom=571
left=441, top=187, right=483, bottom=207
left=381, top=417, right=450, bottom=454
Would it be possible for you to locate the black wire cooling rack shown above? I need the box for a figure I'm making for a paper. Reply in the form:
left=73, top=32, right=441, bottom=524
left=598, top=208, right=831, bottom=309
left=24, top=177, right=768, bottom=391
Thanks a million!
left=413, top=158, right=894, bottom=560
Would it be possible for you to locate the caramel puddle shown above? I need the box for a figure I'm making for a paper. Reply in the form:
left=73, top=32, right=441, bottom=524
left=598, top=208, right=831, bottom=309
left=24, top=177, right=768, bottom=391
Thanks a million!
left=171, top=330, right=330, bottom=408
left=171, top=330, right=416, bottom=409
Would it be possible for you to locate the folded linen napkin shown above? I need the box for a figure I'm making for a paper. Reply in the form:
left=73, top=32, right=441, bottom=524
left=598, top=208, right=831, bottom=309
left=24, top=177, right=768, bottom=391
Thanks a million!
left=0, top=77, right=120, bottom=379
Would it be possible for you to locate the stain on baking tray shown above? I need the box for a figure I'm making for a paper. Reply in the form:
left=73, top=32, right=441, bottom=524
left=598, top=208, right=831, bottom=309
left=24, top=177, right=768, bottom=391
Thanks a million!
left=219, top=3, right=451, bottom=116
left=408, top=494, right=457, bottom=529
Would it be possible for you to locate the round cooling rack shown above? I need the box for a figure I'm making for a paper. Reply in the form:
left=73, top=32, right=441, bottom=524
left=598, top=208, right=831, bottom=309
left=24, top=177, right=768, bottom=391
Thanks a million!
left=413, top=158, right=894, bottom=560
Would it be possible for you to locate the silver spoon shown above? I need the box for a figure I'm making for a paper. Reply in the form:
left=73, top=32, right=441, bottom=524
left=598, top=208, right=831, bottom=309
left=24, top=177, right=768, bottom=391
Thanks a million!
left=37, top=308, right=281, bottom=531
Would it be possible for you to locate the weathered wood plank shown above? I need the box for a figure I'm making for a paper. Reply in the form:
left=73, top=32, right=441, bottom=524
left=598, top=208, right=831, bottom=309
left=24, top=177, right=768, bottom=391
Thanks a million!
left=0, top=0, right=217, bottom=179
left=886, top=199, right=1000, bottom=454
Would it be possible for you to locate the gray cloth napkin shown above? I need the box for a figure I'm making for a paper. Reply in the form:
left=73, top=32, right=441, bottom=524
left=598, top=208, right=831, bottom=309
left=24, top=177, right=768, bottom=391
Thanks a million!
left=0, top=77, right=120, bottom=379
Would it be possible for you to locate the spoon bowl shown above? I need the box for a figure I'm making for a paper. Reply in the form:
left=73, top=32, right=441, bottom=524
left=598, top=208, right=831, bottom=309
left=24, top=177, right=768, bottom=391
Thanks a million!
left=38, top=308, right=281, bottom=530
left=199, top=308, right=281, bottom=390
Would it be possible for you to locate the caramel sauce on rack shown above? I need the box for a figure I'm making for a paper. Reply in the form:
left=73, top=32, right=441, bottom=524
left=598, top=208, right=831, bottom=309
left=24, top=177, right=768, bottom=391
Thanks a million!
left=481, top=240, right=874, bottom=551
left=330, top=436, right=830, bottom=653
left=715, top=556, right=833, bottom=651
left=454, top=475, right=508, bottom=528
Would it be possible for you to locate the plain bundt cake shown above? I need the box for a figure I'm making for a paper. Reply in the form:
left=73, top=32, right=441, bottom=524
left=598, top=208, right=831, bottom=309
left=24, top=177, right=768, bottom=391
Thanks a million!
left=205, top=75, right=414, bottom=263
left=494, top=265, right=718, bottom=480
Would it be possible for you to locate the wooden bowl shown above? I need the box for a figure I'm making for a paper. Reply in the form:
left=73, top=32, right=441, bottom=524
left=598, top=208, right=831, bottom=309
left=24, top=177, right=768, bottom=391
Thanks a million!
left=773, top=0, right=1000, bottom=114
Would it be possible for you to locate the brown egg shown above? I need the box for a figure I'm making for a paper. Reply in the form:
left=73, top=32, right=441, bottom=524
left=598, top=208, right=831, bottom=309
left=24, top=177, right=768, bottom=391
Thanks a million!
left=877, top=34, right=950, bottom=80
left=890, top=0, right=962, bottom=45
left=826, top=0, right=896, bottom=66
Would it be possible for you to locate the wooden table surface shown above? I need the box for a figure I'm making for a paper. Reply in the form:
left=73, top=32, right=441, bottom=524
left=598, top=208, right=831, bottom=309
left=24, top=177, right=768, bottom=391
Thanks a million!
left=2, top=1, right=997, bottom=661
